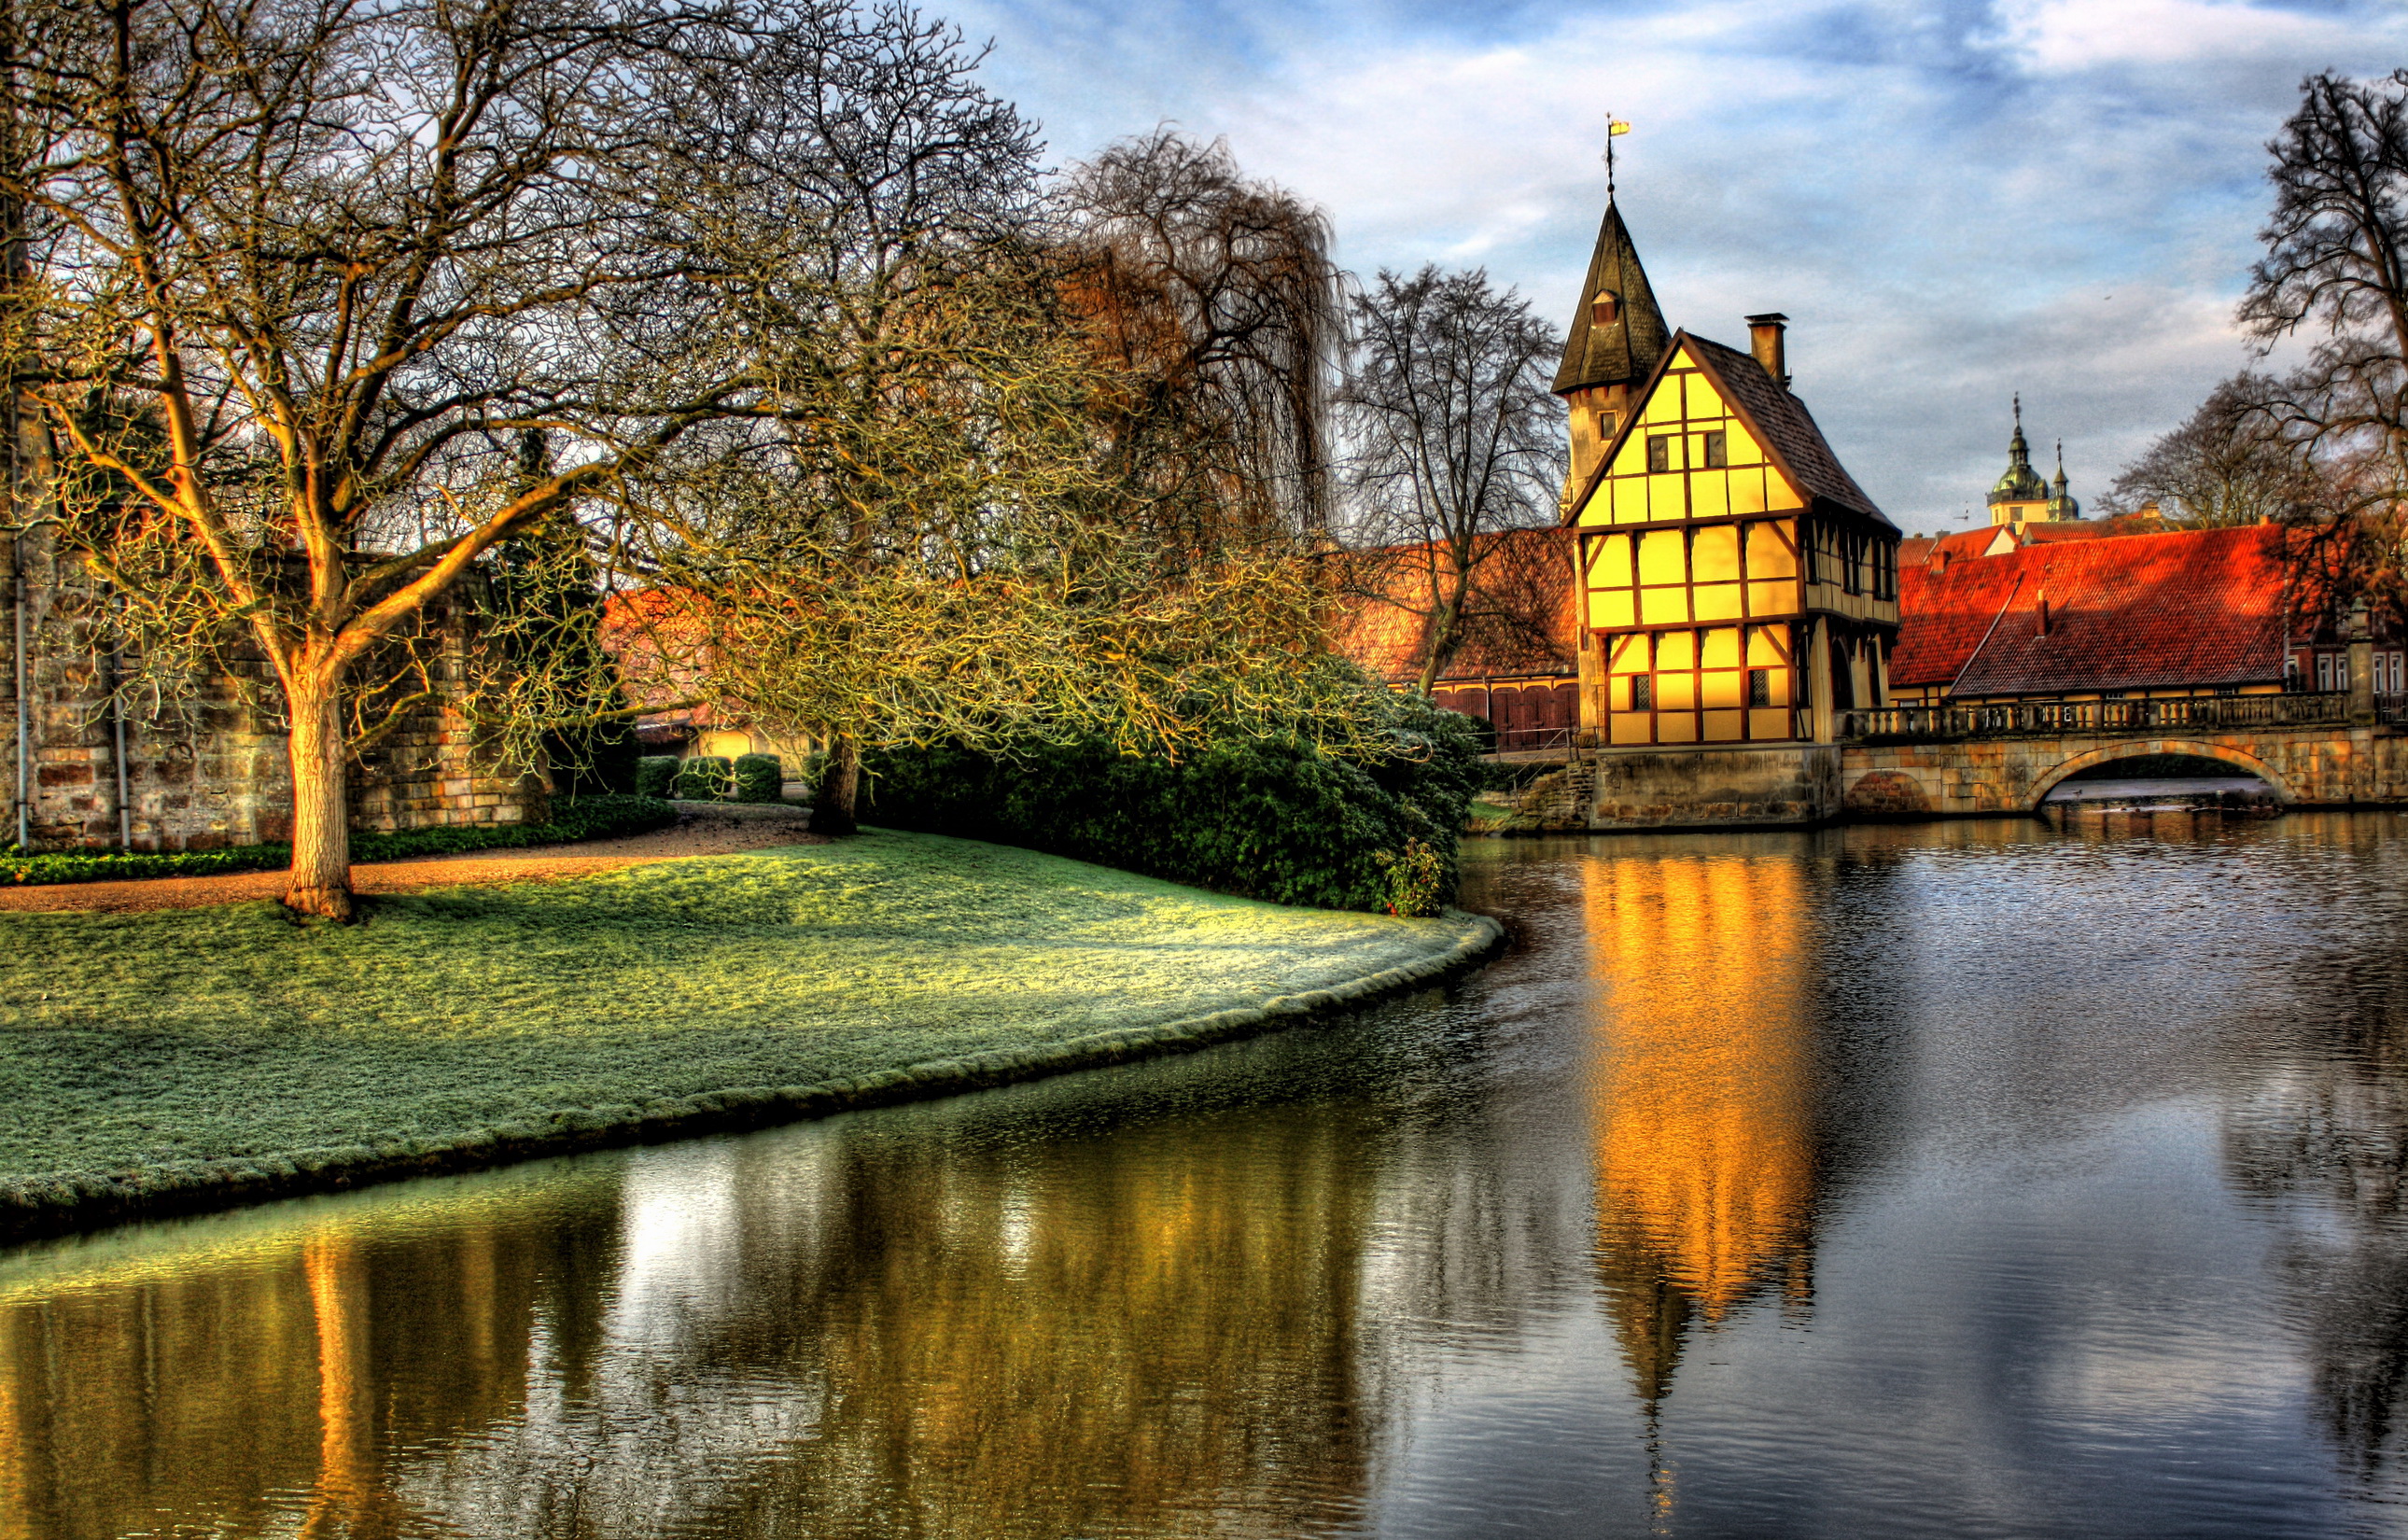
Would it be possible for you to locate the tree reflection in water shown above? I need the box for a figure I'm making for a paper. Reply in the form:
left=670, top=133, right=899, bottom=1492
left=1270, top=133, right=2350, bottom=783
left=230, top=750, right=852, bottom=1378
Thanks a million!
left=0, top=1070, right=1398, bottom=1538
left=11, top=815, right=2408, bottom=1539
left=2219, top=815, right=2408, bottom=1486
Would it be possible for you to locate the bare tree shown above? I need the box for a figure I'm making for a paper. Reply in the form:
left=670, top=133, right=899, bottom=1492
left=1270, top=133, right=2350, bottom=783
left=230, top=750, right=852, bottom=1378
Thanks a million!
left=609, top=55, right=1384, bottom=833
left=0, top=0, right=882, bottom=916
left=1340, top=266, right=1564, bottom=695
left=1057, top=130, right=1342, bottom=552
left=2099, top=373, right=2323, bottom=526
left=2238, top=70, right=2408, bottom=623
left=2244, top=71, right=2408, bottom=472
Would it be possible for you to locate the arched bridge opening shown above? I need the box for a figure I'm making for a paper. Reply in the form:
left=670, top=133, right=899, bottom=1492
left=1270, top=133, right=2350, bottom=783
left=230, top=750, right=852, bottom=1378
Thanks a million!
left=2029, top=742, right=2293, bottom=813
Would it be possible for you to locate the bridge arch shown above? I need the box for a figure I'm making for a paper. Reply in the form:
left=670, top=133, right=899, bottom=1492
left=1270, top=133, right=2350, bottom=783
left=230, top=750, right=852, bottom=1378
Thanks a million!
left=2025, top=739, right=2296, bottom=811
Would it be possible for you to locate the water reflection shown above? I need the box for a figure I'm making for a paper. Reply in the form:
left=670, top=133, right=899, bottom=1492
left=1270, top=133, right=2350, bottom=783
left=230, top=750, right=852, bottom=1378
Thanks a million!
left=7, top=814, right=2408, bottom=1537
left=1584, top=852, right=1820, bottom=1405
left=2218, top=815, right=2408, bottom=1484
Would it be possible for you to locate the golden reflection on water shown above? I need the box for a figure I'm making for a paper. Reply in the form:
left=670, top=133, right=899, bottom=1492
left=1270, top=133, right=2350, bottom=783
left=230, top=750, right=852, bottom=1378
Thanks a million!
left=1581, top=851, right=1818, bottom=1405
left=0, top=1102, right=1380, bottom=1539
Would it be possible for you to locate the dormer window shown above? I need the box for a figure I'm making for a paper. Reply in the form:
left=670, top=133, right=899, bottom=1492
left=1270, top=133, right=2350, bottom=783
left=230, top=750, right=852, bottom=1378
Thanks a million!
left=1591, top=292, right=1620, bottom=327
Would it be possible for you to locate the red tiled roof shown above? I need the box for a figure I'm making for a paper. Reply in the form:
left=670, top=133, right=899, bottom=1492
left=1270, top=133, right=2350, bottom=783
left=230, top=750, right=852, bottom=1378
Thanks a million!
left=1900, top=522, right=2118, bottom=571
left=1892, top=524, right=2290, bottom=694
left=1332, top=527, right=1576, bottom=684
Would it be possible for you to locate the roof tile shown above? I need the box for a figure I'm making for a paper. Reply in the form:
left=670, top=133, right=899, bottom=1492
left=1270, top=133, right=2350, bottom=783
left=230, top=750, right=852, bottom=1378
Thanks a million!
left=1892, top=525, right=2290, bottom=693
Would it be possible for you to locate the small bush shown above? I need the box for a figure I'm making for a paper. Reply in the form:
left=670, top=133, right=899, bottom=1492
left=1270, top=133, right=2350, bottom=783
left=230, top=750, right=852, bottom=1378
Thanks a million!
left=861, top=694, right=1483, bottom=914
left=672, top=755, right=735, bottom=802
left=0, top=793, right=679, bottom=888
left=733, top=753, right=783, bottom=804
left=1375, top=838, right=1447, bottom=917
left=634, top=755, right=680, bottom=800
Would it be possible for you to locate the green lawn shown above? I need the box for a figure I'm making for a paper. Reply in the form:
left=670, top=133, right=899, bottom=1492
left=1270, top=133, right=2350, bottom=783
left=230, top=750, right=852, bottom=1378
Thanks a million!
left=0, top=830, right=1494, bottom=1223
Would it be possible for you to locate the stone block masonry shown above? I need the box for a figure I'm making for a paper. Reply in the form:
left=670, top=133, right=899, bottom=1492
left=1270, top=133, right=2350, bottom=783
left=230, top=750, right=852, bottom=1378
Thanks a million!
left=1572, top=724, right=2408, bottom=831
left=5, top=534, right=544, bottom=853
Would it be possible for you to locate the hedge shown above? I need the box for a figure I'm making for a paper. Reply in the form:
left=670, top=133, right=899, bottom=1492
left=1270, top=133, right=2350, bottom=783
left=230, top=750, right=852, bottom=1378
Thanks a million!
left=635, top=754, right=679, bottom=799
left=860, top=695, right=1483, bottom=915
left=673, top=755, right=735, bottom=801
left=1, top=793, right=679, bottom=888
left=733, top=753, right=783, bottom=804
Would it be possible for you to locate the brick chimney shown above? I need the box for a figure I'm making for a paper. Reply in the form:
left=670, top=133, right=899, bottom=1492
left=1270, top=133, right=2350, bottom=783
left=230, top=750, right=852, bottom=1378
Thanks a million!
left=1747, top=313, right=1789, bottom=387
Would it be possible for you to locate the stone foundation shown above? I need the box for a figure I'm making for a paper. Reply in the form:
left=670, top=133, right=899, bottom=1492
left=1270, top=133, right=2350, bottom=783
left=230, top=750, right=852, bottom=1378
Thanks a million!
left=1589, top=743, right=1844, bottom=830
left=1571, top=726, right=2408, bottom=832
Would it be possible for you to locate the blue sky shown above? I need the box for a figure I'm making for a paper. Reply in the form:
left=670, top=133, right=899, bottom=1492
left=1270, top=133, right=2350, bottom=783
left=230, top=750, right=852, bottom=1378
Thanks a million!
left=942, top=0, right=2408, bottom=530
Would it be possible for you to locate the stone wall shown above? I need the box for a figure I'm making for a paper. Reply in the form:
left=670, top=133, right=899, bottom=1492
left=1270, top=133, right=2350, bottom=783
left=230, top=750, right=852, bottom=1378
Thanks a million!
left=1589, top=744, right=1844, bottom=831
left=3, top=535, right=545, bottom=852
left=1836, top=727, right=2408, bottom=819
left=1566, top=725, right=2408, bottom=832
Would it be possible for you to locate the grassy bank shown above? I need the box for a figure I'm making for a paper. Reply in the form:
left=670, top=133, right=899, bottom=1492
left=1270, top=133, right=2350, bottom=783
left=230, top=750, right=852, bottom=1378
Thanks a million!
left=0, top=829, right=1498, bottom=1236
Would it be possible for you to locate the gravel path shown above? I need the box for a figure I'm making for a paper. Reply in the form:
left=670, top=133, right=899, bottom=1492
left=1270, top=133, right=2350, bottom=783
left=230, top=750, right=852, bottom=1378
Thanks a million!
left=0, top=805, right=827, bottom=915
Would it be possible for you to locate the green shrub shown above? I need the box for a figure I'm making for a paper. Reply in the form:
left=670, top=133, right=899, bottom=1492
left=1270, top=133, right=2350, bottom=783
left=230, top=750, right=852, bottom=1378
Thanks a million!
left=1375, top=837, right=1447, bottom=917
left=634, top=755, right=680, bottom=800
left=0, top=794, right=679, bottom=888
left=733, top=753, right=783, bottom=804
left=861, top=694, right=1483, bottom=913
left=672, top=755, right=735, bottom=802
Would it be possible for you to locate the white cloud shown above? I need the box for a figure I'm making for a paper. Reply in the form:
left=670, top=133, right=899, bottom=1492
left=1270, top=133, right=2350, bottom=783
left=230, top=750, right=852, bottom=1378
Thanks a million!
left=1994, top=0, right=2378, bottom=72
left=950, top=0, right=2408, bottom=526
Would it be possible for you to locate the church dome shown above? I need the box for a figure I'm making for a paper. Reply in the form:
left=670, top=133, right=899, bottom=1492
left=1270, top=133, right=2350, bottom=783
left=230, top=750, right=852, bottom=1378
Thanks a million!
left=1991, top=462, right=2046, bottom=503
left=1987, top=397, right=2047, bottom=507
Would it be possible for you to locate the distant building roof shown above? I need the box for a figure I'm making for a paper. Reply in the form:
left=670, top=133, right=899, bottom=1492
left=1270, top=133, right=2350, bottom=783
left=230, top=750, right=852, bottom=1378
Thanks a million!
left=1900, top=520, right=2123, bottom=570
left=1891, top=524, right=2292, bottom=695
left=1333, top=527, right=1575, bottom=684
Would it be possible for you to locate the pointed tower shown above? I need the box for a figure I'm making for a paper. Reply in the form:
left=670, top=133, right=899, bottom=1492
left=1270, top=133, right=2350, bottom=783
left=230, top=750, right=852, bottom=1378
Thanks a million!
left=1556, top=202, right=1672, bottom=499
left=1987, top=396, right=2050, bottom=525
left=2046, top=441, right=2080, bottom=521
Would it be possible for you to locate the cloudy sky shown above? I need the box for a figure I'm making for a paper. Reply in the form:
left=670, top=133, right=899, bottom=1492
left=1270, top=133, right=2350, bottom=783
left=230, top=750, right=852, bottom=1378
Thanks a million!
left=939, top=0, right=2408, bottom=531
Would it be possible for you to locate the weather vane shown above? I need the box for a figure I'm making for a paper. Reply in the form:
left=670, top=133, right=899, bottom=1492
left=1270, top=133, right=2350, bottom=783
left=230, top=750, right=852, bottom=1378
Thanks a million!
left=1604, top=114, right=1632, bottom=197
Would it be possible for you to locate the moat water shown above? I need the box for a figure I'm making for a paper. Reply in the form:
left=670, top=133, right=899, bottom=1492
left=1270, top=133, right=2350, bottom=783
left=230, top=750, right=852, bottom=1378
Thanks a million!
left=7, top=813, right=2408, bottom=1538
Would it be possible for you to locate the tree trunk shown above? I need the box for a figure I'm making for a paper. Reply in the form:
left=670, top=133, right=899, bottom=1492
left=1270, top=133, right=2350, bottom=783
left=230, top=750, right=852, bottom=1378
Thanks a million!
left=285, top=670, right=355, bottom=920
left=811, top=734, right=861, bottom=836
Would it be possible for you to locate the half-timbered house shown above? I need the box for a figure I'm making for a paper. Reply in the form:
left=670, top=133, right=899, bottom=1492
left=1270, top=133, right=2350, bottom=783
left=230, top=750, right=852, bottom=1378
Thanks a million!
left=1555, top=199, right=1898, bottom=823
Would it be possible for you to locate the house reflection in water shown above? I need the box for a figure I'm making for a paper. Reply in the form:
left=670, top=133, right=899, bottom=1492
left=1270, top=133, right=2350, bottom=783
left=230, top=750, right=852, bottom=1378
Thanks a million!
left=1581, top=848, right=1822, bottom=1406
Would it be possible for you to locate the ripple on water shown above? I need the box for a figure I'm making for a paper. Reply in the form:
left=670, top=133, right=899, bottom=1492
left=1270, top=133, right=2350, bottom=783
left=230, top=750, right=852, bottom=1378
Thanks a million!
left=4, top=812, right=2408, bottom=1537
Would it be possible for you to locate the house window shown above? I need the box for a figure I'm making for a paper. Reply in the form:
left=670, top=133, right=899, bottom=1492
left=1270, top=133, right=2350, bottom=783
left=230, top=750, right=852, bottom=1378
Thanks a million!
left=1747, top=668, right=1771, bottom=707
left=1630, top=674, right=1653, bottom=710
left=1841, top=533, right=1863, bottom=595
left=2385, top=651, right=2406, bottom=693
left=1702, top=430, right=1728, bottom=469
left=1596, top=410, right=1618, bottom=441
left=2317, top=652, right=2339, bottom=692
left=1646, top=435, right=1672, bottom=473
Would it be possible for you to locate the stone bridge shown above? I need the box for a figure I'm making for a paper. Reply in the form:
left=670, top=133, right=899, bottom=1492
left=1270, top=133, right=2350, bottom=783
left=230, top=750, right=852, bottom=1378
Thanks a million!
left=1833, top=695, right=2408, bottom=819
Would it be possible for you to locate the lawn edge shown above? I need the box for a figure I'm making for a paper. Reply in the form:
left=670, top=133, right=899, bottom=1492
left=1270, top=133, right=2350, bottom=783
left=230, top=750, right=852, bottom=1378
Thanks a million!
left=1, top=910, right=1505, bottom=1243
